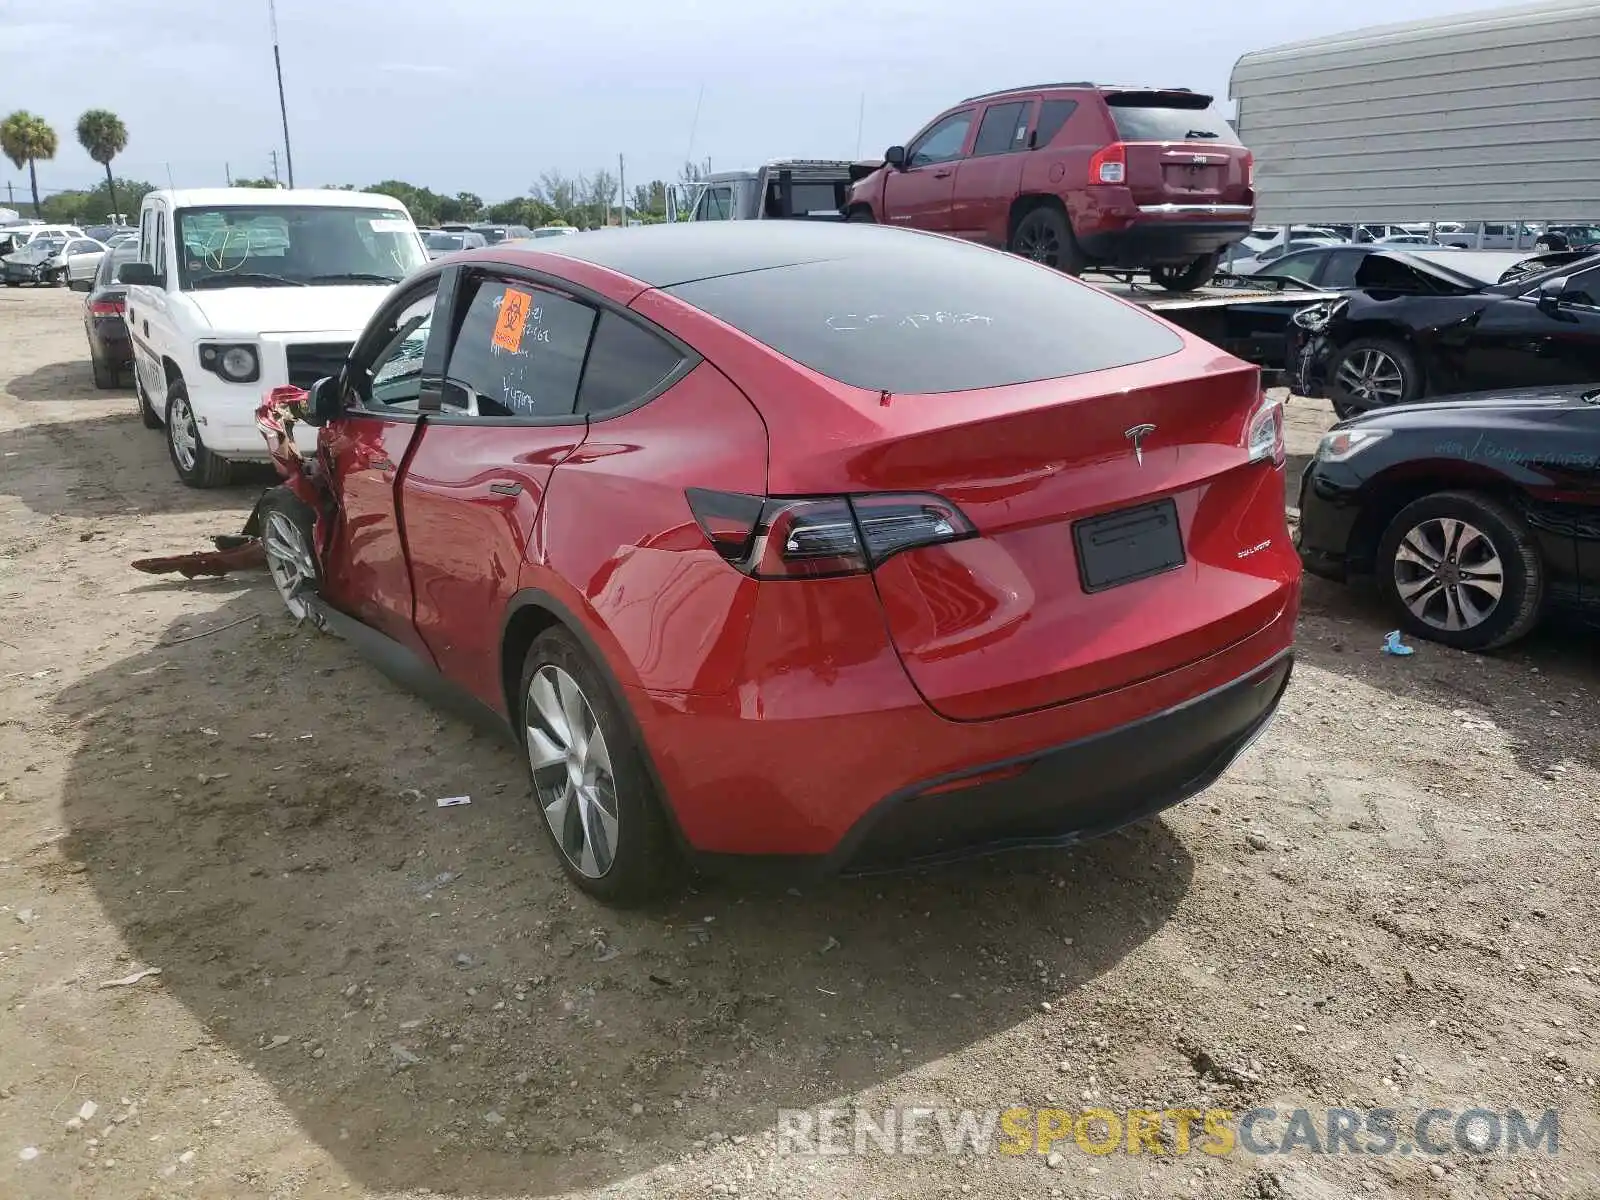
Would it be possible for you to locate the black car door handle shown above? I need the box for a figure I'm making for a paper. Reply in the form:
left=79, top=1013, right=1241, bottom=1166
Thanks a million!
left=489, top=481, right=523, bottom=496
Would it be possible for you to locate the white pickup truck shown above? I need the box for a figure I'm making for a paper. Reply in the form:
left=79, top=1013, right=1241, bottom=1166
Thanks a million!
left=120, top=187, right=427, bottom=486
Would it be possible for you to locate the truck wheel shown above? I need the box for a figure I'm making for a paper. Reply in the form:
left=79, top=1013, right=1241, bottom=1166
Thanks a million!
left=1150, top=253, right=1221, bottom=292
left=1009, top=205, right=1085, bottom=276
left=165, top=379, right=234, bottom=488
left=1377, top=490, right=1544, bottom=651
left=848, top=207, right=876, bottom=223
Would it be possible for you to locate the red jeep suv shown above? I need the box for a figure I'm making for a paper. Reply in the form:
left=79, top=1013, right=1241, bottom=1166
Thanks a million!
left=847, top=83, right=1255, bottom=291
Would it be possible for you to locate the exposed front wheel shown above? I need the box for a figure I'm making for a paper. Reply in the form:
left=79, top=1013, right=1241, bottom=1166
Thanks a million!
left=134, top=370, right=162, bottom=429
left=1150, top=253, right=1221, bottom=292
left=1009, top=205, right=1085, bottom=276
left=260, top=487, right=321, bottom=621
left=520, top=627, right=678, bottom=904
left=1377, top=491, right=1545, bottom=651
left=1328, top=337, right=1419, bottom=415
left=165, top=379, right=234, bottom=488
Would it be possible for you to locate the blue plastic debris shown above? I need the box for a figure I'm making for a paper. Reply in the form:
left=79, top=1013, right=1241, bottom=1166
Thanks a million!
left=1381, top=630, right=1414, bottom=656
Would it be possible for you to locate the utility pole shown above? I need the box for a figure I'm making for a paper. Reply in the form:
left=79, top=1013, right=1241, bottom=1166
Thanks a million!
left=855, top=93, right=866, bottom=159
left=618, top=153, right=626, bottom=225
left=225, top=162, right=233, bottom=186
left=270, top=150, right=280, bottom=185
left=268, top=0, right=296, bottom=187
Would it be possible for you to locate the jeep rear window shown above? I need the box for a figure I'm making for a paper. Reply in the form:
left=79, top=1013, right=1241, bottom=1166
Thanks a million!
left=664, top=237, right=1182, bottom=394
left=1105, top=93, right=1240, bottom=143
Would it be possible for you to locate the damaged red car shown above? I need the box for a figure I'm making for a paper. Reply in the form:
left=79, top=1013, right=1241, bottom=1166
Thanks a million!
left=248, top=222, right=1299, bottom=902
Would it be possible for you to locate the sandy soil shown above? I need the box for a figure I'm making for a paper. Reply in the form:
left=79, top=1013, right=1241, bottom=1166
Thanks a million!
left=1, top=284, right=1598, bottom=1200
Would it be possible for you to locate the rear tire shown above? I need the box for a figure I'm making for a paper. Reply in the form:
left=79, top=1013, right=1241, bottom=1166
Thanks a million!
left=165, top=378, right=234, bottom=488
left=1376, top=490, right=1544, bottom=651
left=91, top=354, right=119, bottom=390
left=1009, top=204, right=1085, bottom=276
left=1150, top=253, right=1221, bottom=292
left=1327, top=337, right=1421, bottom=415
left=519, top=627, right=679, bottom=905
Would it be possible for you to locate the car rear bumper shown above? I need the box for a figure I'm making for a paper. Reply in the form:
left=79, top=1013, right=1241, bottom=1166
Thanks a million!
left=1077, top=209, right=1254, bottom=266
left=628, top=590, right=1299, bottom=870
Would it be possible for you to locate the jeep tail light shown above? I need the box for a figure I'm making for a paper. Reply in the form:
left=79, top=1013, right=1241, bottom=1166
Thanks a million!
left=1245, top=393, right=1285, bottom=468
left=1243, top=151, right=1255, bottom=187
left=686, top=489, right=975, bottom=579
left=1088, top=142, right=1127, bottom=185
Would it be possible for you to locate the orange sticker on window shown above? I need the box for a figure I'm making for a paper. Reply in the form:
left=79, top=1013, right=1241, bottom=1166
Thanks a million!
left=491, top=287, right=533, bottom=352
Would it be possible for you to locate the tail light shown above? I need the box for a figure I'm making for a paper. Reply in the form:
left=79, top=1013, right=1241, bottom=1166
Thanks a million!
left=1087, top=142, right=1127, bottom=185
left=1242, top=151, right=1255, bottom=188
left=686, top=489, right=974, bottom=580
left=89, top=298, right=124, bottom=317
left=1245, top=393, right=1285, bottom=468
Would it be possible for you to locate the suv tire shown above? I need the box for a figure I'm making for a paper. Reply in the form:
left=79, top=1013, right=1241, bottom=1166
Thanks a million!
left=1009, top=205, right=1085, bottom=276
left=1151, top=253, right=1221, bottom=292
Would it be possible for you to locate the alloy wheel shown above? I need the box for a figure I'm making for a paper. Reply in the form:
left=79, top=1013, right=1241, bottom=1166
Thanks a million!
left=169, top=395, right=199, bottom=472
left=526, top=665, right=620, bottom=879
left=262, top=510, right=317, bottom=619
left=1015, top=219, right=1061, bottom=267
left=1334, top=348, right=1405, bottom=407
left=1391, top=517, right=1505, bottom=632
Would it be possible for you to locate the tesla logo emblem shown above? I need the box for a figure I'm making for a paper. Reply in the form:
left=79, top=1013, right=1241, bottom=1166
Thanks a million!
left=1125, top=423, right=1156, bottom=465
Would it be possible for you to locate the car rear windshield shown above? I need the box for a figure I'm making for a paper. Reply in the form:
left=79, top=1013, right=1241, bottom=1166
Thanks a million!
left=1105, top=93, right=1240, bottom=143
left=663, top=239, right=1183, bottom=394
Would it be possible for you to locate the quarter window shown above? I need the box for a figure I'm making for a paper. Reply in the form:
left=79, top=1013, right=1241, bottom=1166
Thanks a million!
left=699, top=186, right=734, bottom=221
left=364, top=287, right=439, bottom=411
left=910, top=112, right=973, bottom=167
left=972, top=102, right=1030, bottom=157
left=576, top=312, right=686, bottom=415
left=443, top=276, right=596, bottom=419
left=1033, top=99, right=1079, bottom=148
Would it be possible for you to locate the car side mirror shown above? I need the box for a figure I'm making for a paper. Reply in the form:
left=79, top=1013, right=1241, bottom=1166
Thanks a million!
left=884, top=145, right=907, bottom=169
left=304, top=375, right=343, bottom=426
left=117, top=261, right=157, bottom=287
left=1537, top=277, right=1568, bottom=316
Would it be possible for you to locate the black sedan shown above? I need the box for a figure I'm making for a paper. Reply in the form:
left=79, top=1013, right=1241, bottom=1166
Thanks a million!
left=83, top=244, right=139, bottom=390
left=1291, top=251, right=1600, bottom=417
left=1297, top=385, right=1600, bottom=650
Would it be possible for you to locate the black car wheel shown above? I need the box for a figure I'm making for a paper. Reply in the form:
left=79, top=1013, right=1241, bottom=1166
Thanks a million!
left=134, top=369, right=162, bottom=429
left=91, top=354, right=119, bottom=390
left=165, top=378, right=234, bottom=488
left=1328, top=337, right=1420, bottom=417
left=1150, top=253, right=1222, bottom=292
left=519, top=627, right=678, bottom=904
left=1377, top=491, right=1545, bottom=651
left=1009, top=205, right=1085, bottom=276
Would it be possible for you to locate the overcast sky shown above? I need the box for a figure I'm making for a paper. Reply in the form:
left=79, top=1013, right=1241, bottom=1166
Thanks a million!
left=1, top=0, right=1500, bottom=204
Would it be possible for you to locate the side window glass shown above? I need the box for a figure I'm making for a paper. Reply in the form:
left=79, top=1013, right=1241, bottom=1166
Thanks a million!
left=972, top=102, right=1029, bottom=157
left=1267, top=252, right=1324, bottom=283
left=1033, top=99, right=1079, bottom=148
left=577, top=312, right=686, bottom=415
left=363, top=287, right=438, bottom=410
left=139, top=211, right=154, bottom=265
left=443, top=277, right=596, bottom=419
left=1562, top=266, right=1600, bottom=309
left=1317, top=251, right=1365, bottom=288
left=153, top=213, right=167, bottom=282
left=909, top=112, right=973, bottom=167
left=702, top=187, right=733, bottom=220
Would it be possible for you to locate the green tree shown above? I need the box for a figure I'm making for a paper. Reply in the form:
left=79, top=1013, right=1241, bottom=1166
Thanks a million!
left=1, top=111, right=59, bottom=217
left=232, top=176, right=281, bottom=189
left=42, top=176, right=154, bottom=224
left=75, top=109, right=129, bottom=222
left=367, top=179, right=443, bottom=225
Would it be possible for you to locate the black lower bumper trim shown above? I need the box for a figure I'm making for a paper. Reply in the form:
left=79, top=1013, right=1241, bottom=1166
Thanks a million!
left=828, top=650, right=1294, bottom=876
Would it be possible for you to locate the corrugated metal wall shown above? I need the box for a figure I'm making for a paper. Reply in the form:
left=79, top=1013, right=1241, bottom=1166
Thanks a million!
left=1230, top=0, right=1600, bottom=223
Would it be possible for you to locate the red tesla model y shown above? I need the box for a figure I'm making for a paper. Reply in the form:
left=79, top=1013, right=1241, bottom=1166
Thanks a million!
left=259, top=221, right=1300, bottom=903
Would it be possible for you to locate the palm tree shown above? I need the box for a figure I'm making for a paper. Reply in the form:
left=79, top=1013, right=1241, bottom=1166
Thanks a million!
left=76, top=109, right=128, bottom=222
left=0, top=111, right=59, bottom=217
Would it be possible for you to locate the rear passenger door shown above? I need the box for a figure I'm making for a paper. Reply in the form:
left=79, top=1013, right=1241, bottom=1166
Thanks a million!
left=882, top=110, right=974, bottom=233
left=951, top=99, right=1035, bottom=245
left=399, top=270, right=598, bottom=707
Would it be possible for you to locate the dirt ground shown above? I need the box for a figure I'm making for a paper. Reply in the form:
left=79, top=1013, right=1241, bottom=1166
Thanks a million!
left=2, top=284, right=1598, bottom=1200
